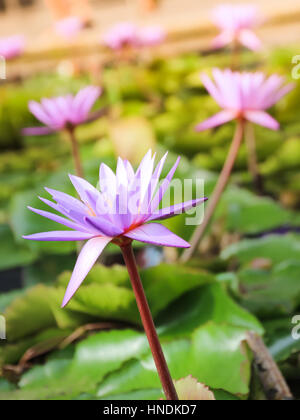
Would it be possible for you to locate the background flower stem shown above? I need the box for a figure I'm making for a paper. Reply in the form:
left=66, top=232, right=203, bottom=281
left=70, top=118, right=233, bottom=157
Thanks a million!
left=121, top=242, right=179, bottom=401
left=231, top=39, right=240, bottom=70
left=245, top=122, right=264, bottom=195
left=246, top=331, right=293, bottom=400
left=181, top=119, right=245, bottom=263
left=67, top=127, right=84, bottom=178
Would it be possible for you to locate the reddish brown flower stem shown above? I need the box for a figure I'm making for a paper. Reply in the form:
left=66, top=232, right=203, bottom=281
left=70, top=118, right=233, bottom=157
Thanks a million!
left=67, top=127, right=84, bottom=178
left=121, top=242, right=178, bottom=401
left=181, top=119, right=245, bottom=263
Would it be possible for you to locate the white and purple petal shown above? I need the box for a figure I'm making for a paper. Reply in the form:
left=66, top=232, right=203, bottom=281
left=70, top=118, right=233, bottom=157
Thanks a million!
left=28, top=100, right=55, bottom=127
left=23, top=231, right=95, bottom=241
left=22, top=126, right=56, bottom=136
left=195, top=110, right=236, bottom=132
left=124, top=223, right=190, bottom=248
left=68, top=174, right=101, bottom=212
left=61, top=236, right=112, bottom=307
left=45, top=187, right=87, bottom=213
left=244, top=110, right=280, bottom=130
left=148, top=198, right=207, bottom=222
left=85, top=216, right=124, bottom=237
left=150, top=156, right=181, bottom=214
left=27, top=206, right=82, bottom=231
left=238, top=29, right=262, bottom=51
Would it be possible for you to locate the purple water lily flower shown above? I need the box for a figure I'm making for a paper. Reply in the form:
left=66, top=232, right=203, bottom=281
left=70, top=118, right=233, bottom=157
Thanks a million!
left=212, top=4, right=263, bottom=51
left=23, top=150, right=206, bottom=307
left=0, top=35, right=25, bottom=60
left=103, top=22, right=139, bottom=50
left=22, top=86, right=102, bottom=136
left=103, top=22, right=165, bottom=50
left=137, top=26, right=165, bottom=47
left=196, top=69, right=295, bottom=132
left=182, top=69, right=295, bottom=264
left=55, top=16, right=84, bottom=40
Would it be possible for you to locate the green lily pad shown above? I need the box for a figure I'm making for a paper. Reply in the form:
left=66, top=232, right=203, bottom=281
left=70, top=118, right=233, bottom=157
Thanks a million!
left=96, top=323, right=252, bottom=398
left=237, top=261, right=300, bottom=318
left=156, top=283, right=263, bottom=337
left=264, top=317, right=300, bottom=362
left=0, top=225, right=37, bottom=270
left=219, top=188, right=293, bottom=235
left=4, top=285, right=59, bottom=341
left=10, top=190, right=76, bottom=256
left=221, top=234, right=300, bottom=266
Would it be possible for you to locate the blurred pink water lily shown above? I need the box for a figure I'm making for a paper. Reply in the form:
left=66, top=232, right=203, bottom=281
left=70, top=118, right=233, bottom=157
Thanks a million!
left=0, top=35, right=25, bottom=60
left=103, top=22, right=138, bottom=50
left=196, top=69, right=295, bottom=132
left=137, top=26, right=165, bottom=47
left=212, top=4, right=262, bottom=51
left=23, top=150, right=206, bottom=307
left=23, top=86, right=102, bottom=136
left=103, top=22, right=165, bottom=50
left=55, top=16, right=84, bottom=40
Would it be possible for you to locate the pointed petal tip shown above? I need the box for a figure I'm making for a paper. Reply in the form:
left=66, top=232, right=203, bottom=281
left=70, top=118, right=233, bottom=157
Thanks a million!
left=61, top=285, right=78, bottom=307
left=172, top=155, right=181, bottom=170
left=38, top=194, right=49, bottom=202
left=26, top=205, right=39, bottom=214
left=172, top=236, right=191, bottom=248
left=178, top=240, right=191, bottom=249
left=162, top=150, right=169, bottom=160
left=68, top=173, right=80, bottom=182
left=28, top=99, right=38, bottom=109
left=195, top=125, right=204, bottom=132
left=44, top=187, right=58, bottom=200
left=61, top=282, right=76, bottom=309
left=61, top=297, right=69, bottom=308
left=22, top=234, right=38, bottom=241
